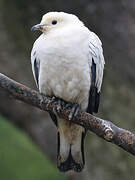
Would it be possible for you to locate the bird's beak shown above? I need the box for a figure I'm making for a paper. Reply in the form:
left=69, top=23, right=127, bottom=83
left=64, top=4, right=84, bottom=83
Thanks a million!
left=31, top=24, right=45, bottom=31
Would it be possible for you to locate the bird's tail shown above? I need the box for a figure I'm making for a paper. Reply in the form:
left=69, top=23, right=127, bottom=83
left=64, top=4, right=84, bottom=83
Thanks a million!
left=57, top=118, right=86, bottom=172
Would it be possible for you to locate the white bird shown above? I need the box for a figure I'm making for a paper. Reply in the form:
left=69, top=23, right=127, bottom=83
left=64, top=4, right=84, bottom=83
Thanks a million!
left=31, top=12, right=105, bottom=172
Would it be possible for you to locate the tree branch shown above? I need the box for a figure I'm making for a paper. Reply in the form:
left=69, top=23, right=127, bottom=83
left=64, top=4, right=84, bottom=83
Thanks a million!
left=0, top=73, right=135, bottom=156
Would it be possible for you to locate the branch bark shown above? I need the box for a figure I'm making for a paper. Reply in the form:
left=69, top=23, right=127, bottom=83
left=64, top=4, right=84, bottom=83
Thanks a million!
left=0, top=73, right=135, bottom=156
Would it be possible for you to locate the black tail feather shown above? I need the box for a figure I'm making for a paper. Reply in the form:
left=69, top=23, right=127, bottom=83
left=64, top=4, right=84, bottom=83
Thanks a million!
left=57, top=131, right=86, bottom=172
left=57, top=148, right=84, bottom=172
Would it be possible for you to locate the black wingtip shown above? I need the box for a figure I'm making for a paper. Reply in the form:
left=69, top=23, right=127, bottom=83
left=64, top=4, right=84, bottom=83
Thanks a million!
left=87, top=58, right=100, bottom=114
left=87, top=87, right=100, bottom=114
left=34, top=58, right=39, bottom=87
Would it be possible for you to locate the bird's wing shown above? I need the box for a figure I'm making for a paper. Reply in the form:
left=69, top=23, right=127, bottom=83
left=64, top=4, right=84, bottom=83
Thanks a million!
left=31, top=48, right=40, bottom=88
left=31, top=42, right=58, bottom=126
left=87, top=32, right=105, bottom=114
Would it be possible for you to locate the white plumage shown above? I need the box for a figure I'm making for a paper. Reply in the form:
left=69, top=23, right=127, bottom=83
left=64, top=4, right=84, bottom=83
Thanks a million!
left=31, top=12, right=105, bottom=172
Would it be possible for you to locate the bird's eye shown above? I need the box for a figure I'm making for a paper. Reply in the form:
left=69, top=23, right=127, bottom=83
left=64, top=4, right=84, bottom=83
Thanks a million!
left=52, top=20, right=57, bottom=25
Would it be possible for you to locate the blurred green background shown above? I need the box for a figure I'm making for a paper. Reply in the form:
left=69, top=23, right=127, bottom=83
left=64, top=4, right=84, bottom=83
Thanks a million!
left=0, top=115, right=66, bottom=180
left=0, top=0, right=135, bottom=180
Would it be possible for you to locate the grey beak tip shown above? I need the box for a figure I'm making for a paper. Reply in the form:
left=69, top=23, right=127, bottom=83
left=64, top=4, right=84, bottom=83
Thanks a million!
left=31, top=27, right=34, bottom=31
left=31, top=24, right=44, bottom=32
left=31, top=26, right=36, bottom=31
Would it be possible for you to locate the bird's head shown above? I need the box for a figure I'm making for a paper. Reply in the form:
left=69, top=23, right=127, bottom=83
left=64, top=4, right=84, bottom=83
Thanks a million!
left=31, top=12, right=83, bottom=34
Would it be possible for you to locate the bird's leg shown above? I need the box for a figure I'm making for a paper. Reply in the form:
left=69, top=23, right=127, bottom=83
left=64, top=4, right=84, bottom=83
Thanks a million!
left=67, top=103, right=81, bottom=121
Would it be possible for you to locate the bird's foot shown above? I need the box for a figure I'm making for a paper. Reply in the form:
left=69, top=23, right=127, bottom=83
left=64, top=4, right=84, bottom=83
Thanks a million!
left=50, top=96, right=65, bottom=115
left=67, top=103, right=80, bottom=121
left=57, top=99, right=66, bottom=113
left=50, top=96, right=80, bottom=120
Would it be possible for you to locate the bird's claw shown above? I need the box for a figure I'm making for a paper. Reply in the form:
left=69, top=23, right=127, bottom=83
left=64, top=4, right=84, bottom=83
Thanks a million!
left=57, top=99, right=65, bottom=113
left=68, top=103, right=80, bottom=121
left=51, top=96, right=65, bottom=115
left=50, top=96, right=80, bottom=120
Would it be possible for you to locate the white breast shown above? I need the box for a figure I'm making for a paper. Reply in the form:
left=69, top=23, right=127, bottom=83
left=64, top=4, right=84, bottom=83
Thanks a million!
left=32, top=27, right=91, bottom=110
